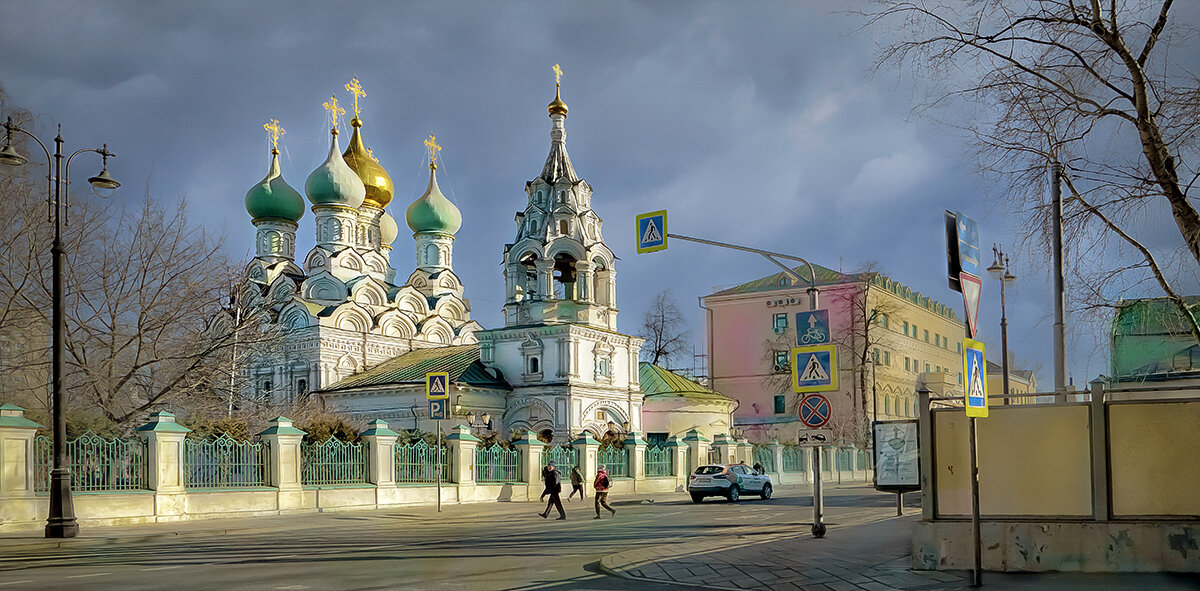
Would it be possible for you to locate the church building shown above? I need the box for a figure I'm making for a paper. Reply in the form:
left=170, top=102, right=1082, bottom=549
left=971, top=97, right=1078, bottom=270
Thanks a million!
left=237, top=72, right=730, bottom=444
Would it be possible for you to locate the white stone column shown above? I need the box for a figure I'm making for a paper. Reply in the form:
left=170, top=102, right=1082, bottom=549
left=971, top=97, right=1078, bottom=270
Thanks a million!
left=134, top=411, right=191, bottom=521
left=769, top=438, right=784, bottom=477
left=0, top=404, right=43, bottom=524
left=535, top=259, right=554, bottom=300
left=711, top=433, right=736, bottom=465
left=257, top=416, right=306, bottom=511
left=735, top=435, right=752, bottom=464
left=575, top=260, right=593, bottom=302
left=446, top=425, right=480, bottom=485
left=572, top=432, right=601, bottom=483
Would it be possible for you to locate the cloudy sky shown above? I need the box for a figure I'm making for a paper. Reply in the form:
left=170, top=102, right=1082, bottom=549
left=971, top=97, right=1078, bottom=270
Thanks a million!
left=1, top=0, right=1193, bottom=389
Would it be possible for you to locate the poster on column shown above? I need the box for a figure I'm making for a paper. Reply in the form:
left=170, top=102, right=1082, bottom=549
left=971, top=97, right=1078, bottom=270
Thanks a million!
left=872, top=419, right=920, bottom=492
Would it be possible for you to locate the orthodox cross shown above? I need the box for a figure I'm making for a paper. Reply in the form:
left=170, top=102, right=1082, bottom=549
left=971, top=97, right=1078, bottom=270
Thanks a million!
left=424, top=134, right=442, bottom=168
left=322, top=95, right=344, bottom=130
left=553, top=63, right=563, bottom=85
left=345, top=77, right=366, bottom=117
left=263, top=118, right=285, bottom=152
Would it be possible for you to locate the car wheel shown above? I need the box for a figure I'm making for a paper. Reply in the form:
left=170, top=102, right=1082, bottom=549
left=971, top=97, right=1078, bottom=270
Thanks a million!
left=691, top=493, right=703, bottom=503
left=727, top=485, right=740, bottom=502
left=760, top=483, right=772, bottom=500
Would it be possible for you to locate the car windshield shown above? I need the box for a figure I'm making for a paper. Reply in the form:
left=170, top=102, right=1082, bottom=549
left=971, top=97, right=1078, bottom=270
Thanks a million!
left=694, top=466, right=724, bottom=475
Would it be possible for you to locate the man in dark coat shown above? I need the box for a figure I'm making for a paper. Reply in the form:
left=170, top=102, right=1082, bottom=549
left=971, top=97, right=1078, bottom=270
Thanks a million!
left=538, top=461, right=566, bottom=520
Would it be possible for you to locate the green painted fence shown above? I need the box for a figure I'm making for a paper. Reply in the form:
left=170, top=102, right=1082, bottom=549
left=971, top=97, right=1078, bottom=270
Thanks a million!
left=782, top=446, right=803, bottom=473
left=301, top=438, right=367, bottom=486
left=753, top=445, right=775, bottom=473
left=394, top=439, right=452, bottom=484
left=474, top=444, right=519, bottom=483
left=184, top=435, right=269, bottom=489
left=34, top=433, right=148, bottom=494
left=644, top=444, right=673, bottom=477
left=598, top=445, right=628, bottom=478
left=542, top=445, right=577, bottom=473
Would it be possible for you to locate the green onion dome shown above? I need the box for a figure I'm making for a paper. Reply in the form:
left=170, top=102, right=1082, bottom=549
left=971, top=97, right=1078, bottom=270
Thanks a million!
left=245, top=149, right=305, bottom=223
left=379, top=211, right=399, bottom=246
left=305, top=130, right=366, bottom=208
left=405, top=163, right=461, bottom=235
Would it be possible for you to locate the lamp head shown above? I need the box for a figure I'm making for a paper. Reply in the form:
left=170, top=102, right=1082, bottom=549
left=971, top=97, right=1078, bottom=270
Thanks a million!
left=0, top=143, right=27, bottom=167
left=481, top=412, right=490, bottom=425
left=1001, top=256, right=1016, bottom=283
left=87, top=145, right=119, bottom=198
left=467, top=412, right=476, bottom=425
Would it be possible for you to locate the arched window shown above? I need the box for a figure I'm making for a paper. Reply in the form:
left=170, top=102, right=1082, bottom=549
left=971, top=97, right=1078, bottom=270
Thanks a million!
left=559, top=220, right=568, bottom=235
left=297, top=379, right=308, bottom=397
left=884, top=396, right=891, bottom=415
left=529, top=356, right=540, bottom=374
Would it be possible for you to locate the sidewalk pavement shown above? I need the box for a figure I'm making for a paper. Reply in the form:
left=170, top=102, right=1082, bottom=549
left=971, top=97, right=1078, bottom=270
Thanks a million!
left=599, top=487, right=1200, bottom=591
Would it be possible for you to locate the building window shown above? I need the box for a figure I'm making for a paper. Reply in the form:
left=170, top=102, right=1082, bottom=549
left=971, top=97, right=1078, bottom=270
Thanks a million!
left=957, top=372, right=963, bottom=384
left=772, top=313, right=788, bottom=334
left=596, top=411, right=605, bottom=420
left=880, top=314, right=889, bottom=329
left=596, top=357, right=609, bottom=377
left=779, top=276, right=791, bottom=286
left=924, top=329, right=929, bottom=343
left=904, top=357, right=910, bottom=371
left=774, top=395, right=786, bottom=414
left=529, top=356, right=540, bottom=374
left=297, top=379, right=308, bottom=397
left=925, top=363, right=931, bottom=373
left=884, top=397, right=891, bottom=415
left=902, top=321, right=909, bottom=335
left=883, top=351, right=890, bottom=366
left=957, top=342, right=962, bottom=354
left=773, top=350, right=789, bottom=372
left=559, top=220, right=569, bottom=234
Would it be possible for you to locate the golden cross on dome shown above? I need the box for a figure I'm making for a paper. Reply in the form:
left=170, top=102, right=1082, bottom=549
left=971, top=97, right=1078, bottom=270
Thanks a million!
left=424, top=134, right=442, bottom=167
left=366, top=147, right=379, bottom=163
left=345, top=77, right=366, bottom=117
left=322, top=95, right=344, bottom=130
left=263, top=118, right=285, bottom=152
left=553, top=64, right=563, bottom=85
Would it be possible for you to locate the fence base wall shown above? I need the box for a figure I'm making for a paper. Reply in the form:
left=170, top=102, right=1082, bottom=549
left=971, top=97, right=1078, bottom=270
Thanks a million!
left=913, top=520, right=1200, bottom=573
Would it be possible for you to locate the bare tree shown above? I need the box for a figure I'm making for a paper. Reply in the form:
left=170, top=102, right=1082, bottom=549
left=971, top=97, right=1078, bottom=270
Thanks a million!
left=638, top=289, right=691, bottom=366
left=867, top=0, right=1200, bottom=346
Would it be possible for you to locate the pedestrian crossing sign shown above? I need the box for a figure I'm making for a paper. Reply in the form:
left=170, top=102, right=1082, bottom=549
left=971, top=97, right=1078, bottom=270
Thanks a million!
left=636, top=210, right=667, bottom=254
left=426, top=372, right=450, bottom=400
left=791, top=344, right=838, bottom=393
left=962, top=338, right=988, bottom=418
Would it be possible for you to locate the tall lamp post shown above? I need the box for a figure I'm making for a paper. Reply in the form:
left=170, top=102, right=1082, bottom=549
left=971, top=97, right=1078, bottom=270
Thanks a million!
left=1, top=116, right=119, bottom=538
left=986, top=245, right=1017, bottom=403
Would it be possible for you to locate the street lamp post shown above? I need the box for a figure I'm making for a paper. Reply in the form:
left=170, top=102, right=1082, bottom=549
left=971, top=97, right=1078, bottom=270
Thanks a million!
left=986, top=245, right=1017, bottom=403
left=1, top=116, right=119, bottom=539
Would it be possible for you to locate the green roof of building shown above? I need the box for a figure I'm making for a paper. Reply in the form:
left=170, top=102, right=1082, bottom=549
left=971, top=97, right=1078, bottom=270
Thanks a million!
left=1113, top=296, right=1200, bottom=337
left=639, top=362, right=731, bottom=402
left=321, top=344, right=510, bottom=392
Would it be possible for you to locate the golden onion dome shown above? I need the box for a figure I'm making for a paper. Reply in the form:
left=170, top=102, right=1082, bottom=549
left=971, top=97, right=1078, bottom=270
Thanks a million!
left=547, top=83, right=568, bottom=117
left=342, top=116, right=394, bottom=208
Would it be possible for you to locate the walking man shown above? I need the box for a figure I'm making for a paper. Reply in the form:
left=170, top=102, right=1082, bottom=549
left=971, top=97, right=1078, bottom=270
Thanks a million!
left=568, top=465, right=585, bottom=501
left=539, top=461, right=566, bottom=520
left=593, top=464, right=616, bottom=519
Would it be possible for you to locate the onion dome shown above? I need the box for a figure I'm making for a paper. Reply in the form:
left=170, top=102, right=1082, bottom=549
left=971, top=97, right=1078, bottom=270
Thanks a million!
left=405, top=163, right=461, bottom=235
left=379, top=211, right=398, bottom=246
left=342, top=117, right=394, bottom=208
left=245, top=149, right=305, bottom=222
left=547, top=82, right=568, bottom=117
left=305, top=130, right=366, bottom=208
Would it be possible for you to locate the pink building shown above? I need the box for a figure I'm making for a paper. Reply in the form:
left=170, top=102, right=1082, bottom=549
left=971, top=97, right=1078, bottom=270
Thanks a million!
left=701, top=267, right=964, bottom=447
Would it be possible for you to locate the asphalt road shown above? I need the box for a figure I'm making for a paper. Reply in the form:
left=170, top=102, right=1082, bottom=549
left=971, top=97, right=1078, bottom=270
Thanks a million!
left=0, top=485, right=906, bottom=590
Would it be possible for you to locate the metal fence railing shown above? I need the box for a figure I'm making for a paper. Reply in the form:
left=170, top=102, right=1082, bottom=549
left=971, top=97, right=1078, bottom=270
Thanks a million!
left=394, top=440, right=452, bottom=484
left=184, top=435, right=269, bottom=489
left=753, top=446, right=775, bottom=473
left=599, top=445, right=628, bottom=478
left=644, top=444, right=673, bottom=477
left=301, top=438, right=367, bottom=486
left=782, top=446, right=804, bottom=473
left=542, top=445, right=577, bottom=473
left=474, top=444, right=519, bottom=483
left=35, top=432, right=148, bottom=494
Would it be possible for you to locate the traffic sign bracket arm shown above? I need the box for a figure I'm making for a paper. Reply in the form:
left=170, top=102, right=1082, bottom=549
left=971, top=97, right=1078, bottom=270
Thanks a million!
left=668, top=233, right=818, bottom=291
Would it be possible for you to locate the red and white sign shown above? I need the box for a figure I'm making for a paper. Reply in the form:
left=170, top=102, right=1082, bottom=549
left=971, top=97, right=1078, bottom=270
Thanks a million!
left=799, top=394, right=831, bottom=428
left=959, top=272, right=982, bottom=338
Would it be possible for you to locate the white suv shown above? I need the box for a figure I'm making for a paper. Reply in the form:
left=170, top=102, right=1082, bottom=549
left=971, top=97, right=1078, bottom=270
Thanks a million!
left=687, top=463, right=772, bottom=503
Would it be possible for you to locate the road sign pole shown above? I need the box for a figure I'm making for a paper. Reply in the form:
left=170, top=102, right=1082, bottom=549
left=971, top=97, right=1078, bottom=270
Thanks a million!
left=965, top=327, right=982, bottom=586
left=812, top=447, right=825, bottom=538
left=437, top=419, right=442, bottom=513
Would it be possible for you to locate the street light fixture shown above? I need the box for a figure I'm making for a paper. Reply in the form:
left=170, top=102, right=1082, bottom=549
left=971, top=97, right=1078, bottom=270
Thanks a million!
left=466, top=411, right=493, bottom=438
left=1, top=115, right=119, bottom=539
left=986, top=244, right=1017, bottom=403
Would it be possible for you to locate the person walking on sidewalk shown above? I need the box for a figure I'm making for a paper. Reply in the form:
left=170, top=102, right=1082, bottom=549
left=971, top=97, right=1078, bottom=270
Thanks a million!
left=593, top=465, right=616, bottom=519
left=538, top=461, right=566, bottom=520
left=567, top=465, right=585, bottom=502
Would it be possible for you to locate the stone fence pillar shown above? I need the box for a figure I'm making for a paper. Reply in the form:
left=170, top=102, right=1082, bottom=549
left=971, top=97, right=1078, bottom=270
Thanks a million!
left=682, top=429, right=709, bottom=473
left=624, top=431, right=648, bottom=489
left=768, top=438, right=783, bottom=476
left=0, top=404, right=42, bottom=507
left=665, top=435, right=687, bottom=483
left=360, top=419, right=399, bottom=487
left=135, top=411, right=191, bottom=521
left=257, top=416, right=306, bottom=511
left=514, top=432, right=544, bottom=493
left=735, top=435, right=752, bottom=464
left=446, top=425, right=480, bottom=485
left=572, top=432, right=600, bottom=483
left=712, top=433, right=736, bottom=465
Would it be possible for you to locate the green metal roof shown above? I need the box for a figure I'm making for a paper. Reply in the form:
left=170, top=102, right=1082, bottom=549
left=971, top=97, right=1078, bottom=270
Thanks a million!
left=707, top=264, right=859, bottom=297
left=322, top=344, right=511, bottom=392
left=639, top=362, right=731, bottom=402
left=1113, top=296, right=1200, bottom=337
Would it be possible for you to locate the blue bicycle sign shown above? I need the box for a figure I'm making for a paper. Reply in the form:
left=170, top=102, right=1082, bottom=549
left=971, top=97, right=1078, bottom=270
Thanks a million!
left=795, top=310, right=831, bottom=346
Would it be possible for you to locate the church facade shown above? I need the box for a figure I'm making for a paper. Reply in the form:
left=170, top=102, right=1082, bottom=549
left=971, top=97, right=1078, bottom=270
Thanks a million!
left=234, top=75, right=700, bottom=444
